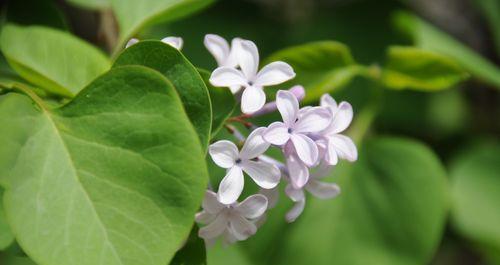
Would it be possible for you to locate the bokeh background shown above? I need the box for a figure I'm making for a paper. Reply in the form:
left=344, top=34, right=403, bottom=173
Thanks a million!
left=1, top=0, right=499, bottom=264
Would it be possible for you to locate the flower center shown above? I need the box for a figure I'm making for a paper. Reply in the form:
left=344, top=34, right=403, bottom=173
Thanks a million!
left=248, top=81, right=253, bottom=86
left=287, top=128, right=293, bottom=134
left=235, top=158, right=242, bottom=164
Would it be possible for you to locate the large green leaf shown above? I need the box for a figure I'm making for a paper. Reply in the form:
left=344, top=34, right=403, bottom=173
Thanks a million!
left=382, top=46, right=469, bottom=91
left=198, top=69, right=235, bottom=138
left=210, top=137, right=448, bottom=265
left=264, top=41, right=364, bottom=102
left=450, top=143, right=500, bottom=263
left=0, top=24, right=111, bottom=97
left=0, top=189, right=14, bottom=251
left=114, top=41, right=211, bottom=150
left=394, top=12, right=500, bottom=89
left=110, top=0, right=215, bottom=52
left=0, top=65, right=208, bottom=265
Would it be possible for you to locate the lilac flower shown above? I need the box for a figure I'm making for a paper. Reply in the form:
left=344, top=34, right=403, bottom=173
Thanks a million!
left=315, top=94, right=358, bottom=165
left=209, top=40, right=296, bottom=114
left=209, top=128, right=281, bottom=204
left=197, top=191, right=268, bottom=245
left=204, top=34, right=242, bottom=93
left=284, top=165, right=340, bottom=222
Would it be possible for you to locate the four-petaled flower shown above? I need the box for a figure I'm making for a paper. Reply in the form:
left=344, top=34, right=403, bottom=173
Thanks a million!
left=263, top=90, right=332, bottom=188
left=314, top=94, right=358, bottom=165
left=209, top=128, right=281, bottom=204
left=197, top=191, right=268, bottom=245
left=204, top=34, right=242, bottom=93
left=209, top=40, right=296, bottom=114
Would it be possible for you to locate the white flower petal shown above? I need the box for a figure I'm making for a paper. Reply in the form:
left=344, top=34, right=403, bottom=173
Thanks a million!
left=290, top=134, right=318, bottom=166
left=229, top=215, right=257, bottom=240
left=320, top=93, right=338, bottom=111
left=229, top=85, right=242, bottom=94
left=204, top=34, right=230, bottom=66
left=241, top=160, right=280, bottom=189
left=198, top=214, right=227, bottom=239
left=202, top=190, right=224, bottom=214
left=329, top=102, right=353, bottom=134
left=263, top=122, right=290, bottom=145
left=287, top=153, right=309, bottom=189
left=294, top=107, right=332, bottom=133
left=161, top=36, right=183, bottom=50
left=330, top=134, right=358, bottom=162
left=240, top=127, right=270, bottom=159
left=311, top=163, right=334, bottom=179
left=306, top=180, right=341, bottom=199
left=276, top=90, right=299, bottom=126
left=285, top=184, right=305, bottom=202
left=236, top=194, right=268, bottom=219
left=254, top=61, right=295, bottom=87
left=209, top=67, right=248, bottom=88
left=237, top=40, right=259, bottom=79
left=217, top=166, right=244, bottom=204
left=223, top=229, right=239, bottom=245
left=209, top=140, right=238, bottom=168
left=241, top=86, right=266, bottom=114
left=125, top=38, right=139, bottom=48
left=286, top=199, right=305, bottom=223
left=324, top=138, right=339, bottom=165
left=259, top=187, right=279, bottom=209
left=195, top=210, right=216, bottom=224
left=225, top=38, right=242, bottom=68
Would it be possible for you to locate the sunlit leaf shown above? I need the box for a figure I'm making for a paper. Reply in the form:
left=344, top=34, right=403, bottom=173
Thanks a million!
left=382, top=46, right=469, bottom=91
left=0, top=189, right=14, bottom=251
left=0, top=65, right=208, bottom=265
left=0, top=24, right=111, bottom=97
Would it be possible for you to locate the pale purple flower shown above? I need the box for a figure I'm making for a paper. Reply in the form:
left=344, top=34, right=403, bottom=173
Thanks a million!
left=262, top=90, right=331, bottom=167
left=315, top=94, right=358, bottom=165
left=209, top=40, right=296, bottom=114
left=204, top=34, right=242, bottom=93
left=197, top=191, right=268, bottom=245
left=284, top=165, right=340, bottom=222
left=209, top=128, right=281, bottom=204
left=125, top=36, right=183, bottom=50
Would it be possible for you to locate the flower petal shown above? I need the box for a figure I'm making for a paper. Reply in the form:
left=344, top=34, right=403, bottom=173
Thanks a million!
left=210, top=67, right=248, bottom=88
left=285, top=184, right=305, bottom=202
left=286, top=153, right=309, bottom=189
left=259, top=187, right=279, bottom=209
left=240, top=127, right=270, bottom=159
left=263, top=122, right=290, bottom=145
left=226, top=38, right=242, bottom=68
left=276, top=90, right=299, bottom=126
left=161, top=36, right=183, bottom=50
left=198, top=214, right=227, bottom=239
left=229, top=85, right=242, bottom=94
left=217, top=166, right=244, bottom=204
left=195, top=210, right=216, bottom=224
left=306, top=180, right=341, bottom=199
left=125, top=38, right=139, bottom=48
left=241, top=160, right=280, bottom=189
left=320, top=93, right=337, bottom=111
left=209, top=140, right=238, bottom=168
left=294, top=107, right=332, bottom=133
left=241, top=86, right=266, bottom=114
left=236, top=194, right=268, bottom=219
left=204, top=34, right=230, bottom=66
left=229, top=215, right=257, bottom=240
left=290, top=134, right=318, bottom=166
left=237, top=40, right=259, bottom=79
left=254, top=61, right=295, bottom=87
left=330, top=134, right=358, bottom=162
left=223, top=229, right=238, bottom=245
left=324, top=138, right=339, bottom=165
left=329, top=102, right=353, bottom=134
left=286, top=199, right=305, bottom=223
left=202, top=190, right=224, bottom=214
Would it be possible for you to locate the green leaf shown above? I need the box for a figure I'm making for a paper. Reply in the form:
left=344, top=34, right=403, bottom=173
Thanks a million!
left=66, top=0, right=109, bottom=9
left=198, top=69, right=235, bottom=138
left=382, top=46, right=469, bottom=91
left=0, top=65, right=208, bottom=265
left=476, top=0, right=500, bottom=55
left=394, top=11, right=500, bottom=89
left=0, top=24, right=111, bottom=97
left=0, top=189, right=14, bottom=251
left=170, top=225, right=206, bottom=265
left=0, top=255, right=37, bottom=265
left=450, top=143, right=500, bottom=263
left=114, top=40, right=212, bottom=150
left=110, top=0, right=215, bottom=52
left=214, top=137, right=448, bottom=265
left=265, top=41, right=365, bottom=102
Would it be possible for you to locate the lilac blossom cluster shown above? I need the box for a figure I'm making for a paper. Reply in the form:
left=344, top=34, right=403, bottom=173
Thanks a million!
left=195, top=34, right=359, bottom=246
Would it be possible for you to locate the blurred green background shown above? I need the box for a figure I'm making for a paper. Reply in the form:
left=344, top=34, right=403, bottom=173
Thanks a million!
left=1, top=0, right=499, bottom=265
